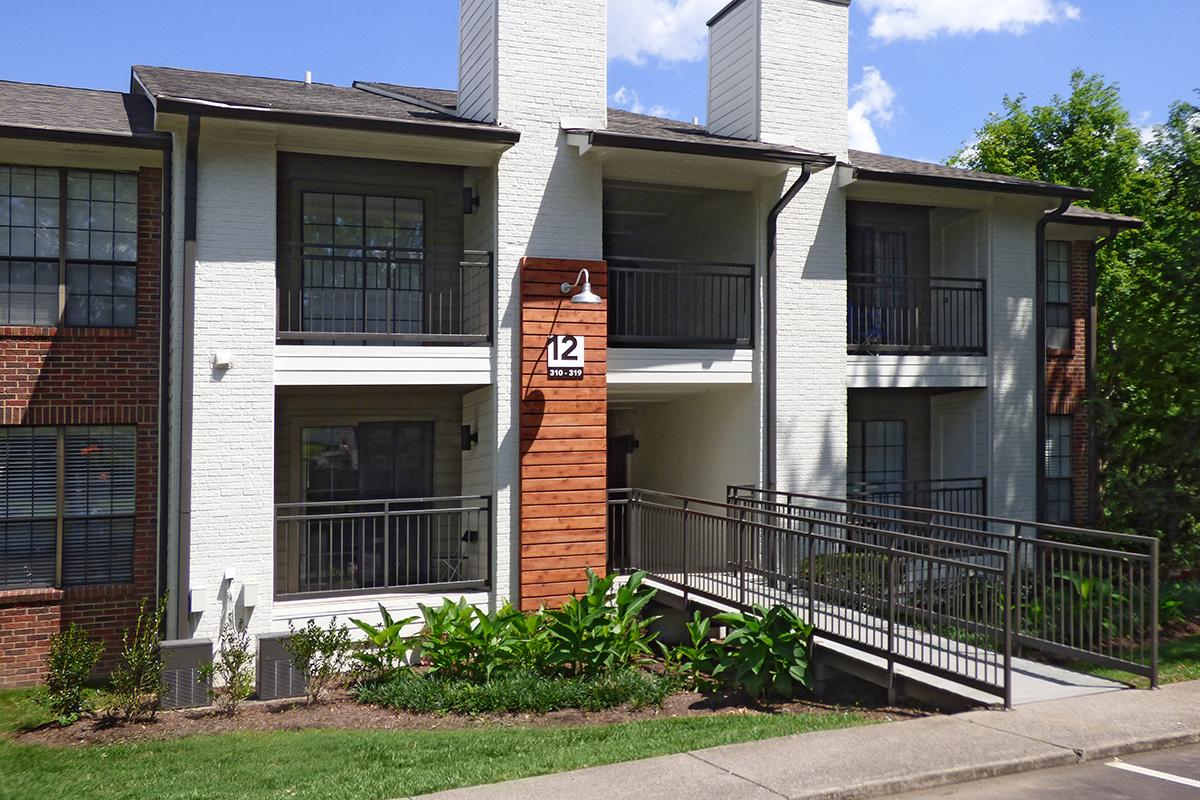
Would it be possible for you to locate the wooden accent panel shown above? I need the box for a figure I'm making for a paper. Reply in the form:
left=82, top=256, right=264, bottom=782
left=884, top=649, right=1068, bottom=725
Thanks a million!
left=519, top=258, right=607, bottom=610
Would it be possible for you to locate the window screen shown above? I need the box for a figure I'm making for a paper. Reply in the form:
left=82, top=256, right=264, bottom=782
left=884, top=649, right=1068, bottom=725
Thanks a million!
left=1044, top=415, right=1073, bottom=524
left=1046, top=241, right=1072, bottom=350
left=0, top=166, right=60, bottom=326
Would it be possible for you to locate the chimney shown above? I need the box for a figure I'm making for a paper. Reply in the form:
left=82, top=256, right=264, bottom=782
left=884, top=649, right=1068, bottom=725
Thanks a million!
left=707, top=0, right=849, bottom=156
left=458, top=0, right=498, bottom=123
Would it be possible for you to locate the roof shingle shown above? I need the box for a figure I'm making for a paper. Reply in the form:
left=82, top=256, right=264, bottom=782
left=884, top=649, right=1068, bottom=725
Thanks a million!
left=847, top=149, right=1092, bottom=198
left=0, top=80, right=159, bottom=142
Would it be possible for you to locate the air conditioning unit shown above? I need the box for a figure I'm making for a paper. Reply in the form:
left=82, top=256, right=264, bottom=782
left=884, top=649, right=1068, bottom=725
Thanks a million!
left=161, top=639, right=212, bottom=710
left=257, top=633, right=305, bottom=701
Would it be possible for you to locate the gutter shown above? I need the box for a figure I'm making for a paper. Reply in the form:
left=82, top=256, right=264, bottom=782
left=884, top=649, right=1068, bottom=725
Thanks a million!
left=570, top=128, right=835, bottom=168
left=849, top=166, right=1092, bottom=201
left=1035, top=198, right=1073, bottom=522
left=157, top=137, right=173, bottom=619
left=150, top=95, right=521, bottom=145
left=764, top=164, right=813, bottom=489
left=0, top=124, right=171, bottom=150
left=176, top=113, right=200, bottom=636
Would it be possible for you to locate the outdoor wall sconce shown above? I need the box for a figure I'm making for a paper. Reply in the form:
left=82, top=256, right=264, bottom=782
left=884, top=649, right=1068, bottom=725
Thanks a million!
left=461, top=424, right=479, bottom=451
left=561, top=268, right=602, bottom=304
left=463, top=187, right=480, bottom=215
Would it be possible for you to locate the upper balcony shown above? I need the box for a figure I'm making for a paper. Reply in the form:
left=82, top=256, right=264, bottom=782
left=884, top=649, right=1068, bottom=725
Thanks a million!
left=848, top=273, right=986, bottom=356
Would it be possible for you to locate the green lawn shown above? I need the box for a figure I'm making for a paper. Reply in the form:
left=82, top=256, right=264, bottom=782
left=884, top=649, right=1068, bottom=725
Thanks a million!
left=0, top=689, right=873, bottom=800
left=1076, top=634, right=1200, bottom=688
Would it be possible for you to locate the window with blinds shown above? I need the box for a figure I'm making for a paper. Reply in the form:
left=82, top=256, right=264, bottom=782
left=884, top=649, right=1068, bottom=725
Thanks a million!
left=1044, top=415, right=1073, bottom=524
left=0, top=425, right=135, bottom=588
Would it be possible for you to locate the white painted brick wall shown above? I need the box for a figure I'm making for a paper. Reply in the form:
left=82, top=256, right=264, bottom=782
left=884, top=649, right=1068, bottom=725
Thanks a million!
left=987, top=201, right=1042, bottom=521
left=186, top=128, right=278, bottom=642
left=759, top=0, right=849, bottom=157
left=490, top=0, right=607, bottom=601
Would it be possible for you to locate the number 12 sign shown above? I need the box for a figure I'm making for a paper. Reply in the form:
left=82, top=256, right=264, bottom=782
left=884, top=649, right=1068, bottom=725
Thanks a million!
left=547, top=334, right=585, bottom=380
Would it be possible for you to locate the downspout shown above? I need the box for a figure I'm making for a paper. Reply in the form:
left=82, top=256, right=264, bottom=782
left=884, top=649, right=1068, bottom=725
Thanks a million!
left=157, top=138, right=173, bottom=621
left=764, top=164, right=812, bottom=490
left=1035, top=197, right=1073, bottom=522
left=176, top=114, right=200, bottom=636
left=1087, top=225, right=1120, bottom=525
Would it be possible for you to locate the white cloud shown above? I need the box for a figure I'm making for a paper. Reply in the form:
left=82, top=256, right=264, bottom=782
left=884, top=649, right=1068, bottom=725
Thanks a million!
left=1135, top=111, right=1158, bottom=146
left=608, top=0, right=728, bottom=65
left=860, top=0, right=1081, bottom=42
left=847, top=67, right=897, bottom=153
left=611, top=86, right=677, bottom=119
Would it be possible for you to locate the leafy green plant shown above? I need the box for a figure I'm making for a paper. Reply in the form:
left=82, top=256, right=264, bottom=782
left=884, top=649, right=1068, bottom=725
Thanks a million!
left=664, top=611, right=721, bottom=691
left=350, top=605, right=418, bottom=679
left=714, top=604, right=814, bottom=700
left=43, top=624, right=104, bottom=723
left=108, top=594, right=167, bottom=722
left=544, top=570, right=658, bottom=677
left=198, top=614, right=254, bottom=715
left=287, top=617, right=352, bottom=704
left=1160, top=580, right=1200, bottom=627
left=418, top=599, right=526, bottom=682
left=356, top=669, right=676, bottom=715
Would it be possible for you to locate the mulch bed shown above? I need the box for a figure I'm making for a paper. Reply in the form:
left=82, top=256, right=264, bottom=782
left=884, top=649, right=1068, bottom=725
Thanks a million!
left=16, top=677, right=926, bottom=748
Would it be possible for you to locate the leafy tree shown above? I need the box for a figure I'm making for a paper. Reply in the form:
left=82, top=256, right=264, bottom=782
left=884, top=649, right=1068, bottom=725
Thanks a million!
left=955, top=72, right=1200, bottom=571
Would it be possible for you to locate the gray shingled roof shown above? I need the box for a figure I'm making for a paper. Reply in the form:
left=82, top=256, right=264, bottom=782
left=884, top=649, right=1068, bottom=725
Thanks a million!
left=0, top=80, right=160, bottom=142
left=1061, top=205, right=1143, bottom=228
left=847, top=149, right=1092, bottom=198
left=133, top=66, right=517, bottom=141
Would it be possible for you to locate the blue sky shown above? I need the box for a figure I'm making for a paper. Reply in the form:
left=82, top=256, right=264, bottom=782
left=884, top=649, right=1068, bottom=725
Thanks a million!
left=0, top=1, right=1194, bottom=163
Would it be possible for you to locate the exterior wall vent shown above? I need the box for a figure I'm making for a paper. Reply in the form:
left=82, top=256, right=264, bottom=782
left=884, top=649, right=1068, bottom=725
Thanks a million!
left=161, top=638, right=212, bottom=710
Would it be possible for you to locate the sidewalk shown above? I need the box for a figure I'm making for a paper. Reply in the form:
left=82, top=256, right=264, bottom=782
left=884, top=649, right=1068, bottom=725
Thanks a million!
left=407, top=680, right=1200, bottom=800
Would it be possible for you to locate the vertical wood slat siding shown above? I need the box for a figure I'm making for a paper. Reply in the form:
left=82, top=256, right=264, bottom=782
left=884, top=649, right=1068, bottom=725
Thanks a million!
left=519, top=258, right=607, bottom=610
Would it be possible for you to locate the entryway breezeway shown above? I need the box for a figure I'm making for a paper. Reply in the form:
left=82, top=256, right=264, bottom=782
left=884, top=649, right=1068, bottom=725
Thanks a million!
left=607, top=487, right=1158, bottom=708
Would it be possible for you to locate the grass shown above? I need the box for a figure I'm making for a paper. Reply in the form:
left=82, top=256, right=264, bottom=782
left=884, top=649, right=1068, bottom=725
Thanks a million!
left=1075, top=633, right=1200, bottom=688
left=0, top=688, right=874, bottom=800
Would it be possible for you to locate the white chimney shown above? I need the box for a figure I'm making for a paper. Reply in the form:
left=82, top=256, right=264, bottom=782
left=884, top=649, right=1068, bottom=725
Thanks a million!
left=707, top=0, right=850, bottom=156
left=458, top=0, right=498, bottom=123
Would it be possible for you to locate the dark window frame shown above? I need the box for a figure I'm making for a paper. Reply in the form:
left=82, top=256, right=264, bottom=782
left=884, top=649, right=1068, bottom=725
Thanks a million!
left=1044, top=414, right=1073, bottom=524
left=0, top=425, right=136, bottom=589
left=0, top=164, right=138, bottom=329
left=1045, top=240, right=1072, bottom=352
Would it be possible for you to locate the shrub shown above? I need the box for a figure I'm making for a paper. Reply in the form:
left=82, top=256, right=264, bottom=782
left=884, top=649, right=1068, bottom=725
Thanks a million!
left=287, top=617, right=352, bottom=704
left=418, top=599, right=526, bottom=682
left=544, top=570, right=659, bottom=677
left=350, top=605, right=418, bottom=680
left=108, top=594, right=167, bottom=722
left=356, top=669, right=676, bottom=715
left=714, top=604, right=814, bottom=700
left=44, top=624, right=104, bottom=723
left=199, top=614, right=254, bottom=715
left=665, top=611, right=721, bottom=691
left=1161, top=580, right=1200, bottom=626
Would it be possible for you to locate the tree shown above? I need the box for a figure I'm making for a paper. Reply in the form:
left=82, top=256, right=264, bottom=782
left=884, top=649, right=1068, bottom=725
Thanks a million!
left=955, top=72, right=1200, bottom=570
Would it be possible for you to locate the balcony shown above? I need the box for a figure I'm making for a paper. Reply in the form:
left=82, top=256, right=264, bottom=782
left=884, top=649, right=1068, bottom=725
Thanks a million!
left=848, top=274, right=986, bottom=356
left=276, top=246, right=493, bottom=346
left=847, top=477, right=987, bottom=517
left=608, top=257, right=754, bottom=348
left=274, top=495, right=491, bottom=599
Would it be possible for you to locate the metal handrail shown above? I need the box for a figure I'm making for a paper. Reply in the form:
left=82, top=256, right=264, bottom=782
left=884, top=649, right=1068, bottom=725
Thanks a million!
left=848, top=272, right=986, bottom=355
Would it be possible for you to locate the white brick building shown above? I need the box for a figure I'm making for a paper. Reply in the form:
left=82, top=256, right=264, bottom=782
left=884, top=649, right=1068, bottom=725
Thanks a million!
left=0, top=0, right=1142, bottom=688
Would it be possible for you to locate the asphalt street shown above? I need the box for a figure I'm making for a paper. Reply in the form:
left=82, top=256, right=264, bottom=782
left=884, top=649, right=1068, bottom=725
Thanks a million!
left=890, top=743, right=1200, bottom=799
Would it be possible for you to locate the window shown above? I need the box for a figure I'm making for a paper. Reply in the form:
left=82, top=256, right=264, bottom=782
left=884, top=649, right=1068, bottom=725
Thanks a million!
left=300, top=193, right=425, bottom=335
left=0, top=165, right=138, bottom=328
left=848, top=420, right=907, bottom=503
left=1044, top=415, right=1073, bottom=523
left=1046, top=241, right=1071, bottom=350
left=0, top=425, right=136, bottom=588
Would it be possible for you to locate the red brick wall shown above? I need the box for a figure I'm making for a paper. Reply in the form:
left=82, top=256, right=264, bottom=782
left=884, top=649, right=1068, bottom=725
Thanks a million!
left=519, top=258, right=608, bottom=610
left=0, top=166, right=161, bottom=686
left=0, top=589, right=62, bottom=686
left=1045, top=239, right=1093, bottom=524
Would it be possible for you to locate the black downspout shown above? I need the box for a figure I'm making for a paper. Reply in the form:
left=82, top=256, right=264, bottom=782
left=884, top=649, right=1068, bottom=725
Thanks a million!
left=764, top=164, right=813, bottom=490
left=1035, top=198, right=1073, bottom=522
left=176, top=114, right=200, bottom=636
left=1087, top=225, right=1120, bottom=524
left=157, top=138, right=173, bottom=620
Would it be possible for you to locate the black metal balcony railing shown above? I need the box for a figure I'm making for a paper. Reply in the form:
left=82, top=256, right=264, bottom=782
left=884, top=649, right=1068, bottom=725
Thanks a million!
left=848, top=273, right=986, bottom=355
left=608, top=257, right=754, bottom=348
left=847, top=477, right=988, bottom=518
left=276, top=246, right=493, bottom=345
left=274, top=495, right=491, bottom=599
